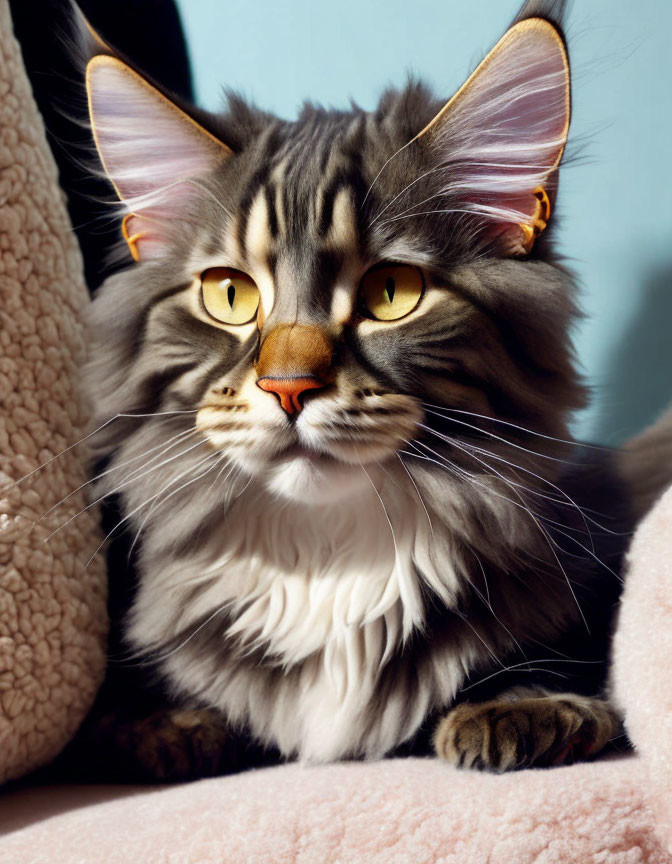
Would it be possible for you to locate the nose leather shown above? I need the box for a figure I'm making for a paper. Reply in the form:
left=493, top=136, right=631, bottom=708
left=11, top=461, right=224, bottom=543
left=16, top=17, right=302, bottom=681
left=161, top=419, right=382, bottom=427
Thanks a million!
left=256, top=376, right=325, bottom=415
left=255, top=324, right=334, bottom=415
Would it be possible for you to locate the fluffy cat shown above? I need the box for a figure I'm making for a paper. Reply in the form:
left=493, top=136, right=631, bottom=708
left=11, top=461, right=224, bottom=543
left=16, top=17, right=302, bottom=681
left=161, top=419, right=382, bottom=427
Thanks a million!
left=66, top=0, right=643, bottom=779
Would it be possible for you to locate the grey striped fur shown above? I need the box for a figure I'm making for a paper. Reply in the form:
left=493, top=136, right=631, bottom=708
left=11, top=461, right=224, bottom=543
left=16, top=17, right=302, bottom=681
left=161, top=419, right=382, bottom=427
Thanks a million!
left=82, top=0, right=635, bottom=763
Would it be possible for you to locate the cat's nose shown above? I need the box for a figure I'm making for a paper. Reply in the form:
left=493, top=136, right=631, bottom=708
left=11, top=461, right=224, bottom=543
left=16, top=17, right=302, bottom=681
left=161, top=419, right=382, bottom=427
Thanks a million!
left=256, top=376, right=326, bottom=415
left=255, top=323, right=334, bottom=416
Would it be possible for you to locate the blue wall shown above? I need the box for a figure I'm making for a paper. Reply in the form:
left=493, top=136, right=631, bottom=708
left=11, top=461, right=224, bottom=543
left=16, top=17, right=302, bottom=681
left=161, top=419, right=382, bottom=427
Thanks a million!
left=176, top=0, right=672, bottom=443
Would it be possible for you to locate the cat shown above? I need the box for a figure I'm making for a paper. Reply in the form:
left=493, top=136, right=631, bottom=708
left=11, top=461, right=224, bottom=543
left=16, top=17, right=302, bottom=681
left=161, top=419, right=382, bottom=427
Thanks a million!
left=65, top=0, right=643, bottom=781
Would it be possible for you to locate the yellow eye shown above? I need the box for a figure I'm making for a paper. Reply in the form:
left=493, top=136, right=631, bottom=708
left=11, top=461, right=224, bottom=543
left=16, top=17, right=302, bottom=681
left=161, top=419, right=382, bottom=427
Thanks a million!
left=200, top=267, right=259, bottom=325
left=359, top=264, right=424, bottom=321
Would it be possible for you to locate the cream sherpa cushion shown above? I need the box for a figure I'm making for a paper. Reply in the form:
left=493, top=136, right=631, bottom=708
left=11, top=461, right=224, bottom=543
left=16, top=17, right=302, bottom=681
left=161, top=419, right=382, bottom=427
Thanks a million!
left=0, top=0, right=107, bottom=783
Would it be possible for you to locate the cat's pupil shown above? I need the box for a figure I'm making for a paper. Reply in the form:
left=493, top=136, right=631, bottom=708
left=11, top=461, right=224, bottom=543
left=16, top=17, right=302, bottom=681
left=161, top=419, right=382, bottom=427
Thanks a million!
left=227, top=282, right=236, bottom=309
left=385, top=277, right=396, bottom=304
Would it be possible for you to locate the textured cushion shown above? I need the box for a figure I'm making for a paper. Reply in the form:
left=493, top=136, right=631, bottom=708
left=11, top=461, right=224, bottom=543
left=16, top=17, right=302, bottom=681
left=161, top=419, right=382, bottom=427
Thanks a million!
left=613, top=482, right=672, bottom=855
left=0, top=757, right=668, bottom=864
left=0, top=0, right=107, bottom=783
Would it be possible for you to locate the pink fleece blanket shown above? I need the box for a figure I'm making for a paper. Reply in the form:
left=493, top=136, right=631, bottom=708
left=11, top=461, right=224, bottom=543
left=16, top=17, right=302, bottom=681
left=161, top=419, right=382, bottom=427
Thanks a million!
left=1, top=485, right=671, bottom=863
left=0, top=756, right=666, bottom=863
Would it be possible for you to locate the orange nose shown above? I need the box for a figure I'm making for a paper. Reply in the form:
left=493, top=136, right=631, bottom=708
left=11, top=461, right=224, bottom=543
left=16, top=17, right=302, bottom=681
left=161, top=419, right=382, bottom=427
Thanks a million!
left=256, top=376, right=325, bottom=415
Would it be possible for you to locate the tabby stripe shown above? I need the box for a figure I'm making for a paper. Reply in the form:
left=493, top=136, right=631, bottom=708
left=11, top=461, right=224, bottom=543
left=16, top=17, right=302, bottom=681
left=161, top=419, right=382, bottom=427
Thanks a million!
left=264, top=183, right=279, bottom=239
left=317, top=167, right=367, bottom=238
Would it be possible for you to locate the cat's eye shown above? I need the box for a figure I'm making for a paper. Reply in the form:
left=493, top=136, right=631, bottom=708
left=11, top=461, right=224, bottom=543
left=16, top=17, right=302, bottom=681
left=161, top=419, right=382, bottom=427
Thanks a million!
left=359, top=264, right=424, bottom=321
left=200, top=267, right=260, bottom=325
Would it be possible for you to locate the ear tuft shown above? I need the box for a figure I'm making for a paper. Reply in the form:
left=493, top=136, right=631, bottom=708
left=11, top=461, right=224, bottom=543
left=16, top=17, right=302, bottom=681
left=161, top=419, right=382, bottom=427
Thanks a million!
left=415, top=18, right=570, bottom=255
left=86, top=55, right=232, bottom=261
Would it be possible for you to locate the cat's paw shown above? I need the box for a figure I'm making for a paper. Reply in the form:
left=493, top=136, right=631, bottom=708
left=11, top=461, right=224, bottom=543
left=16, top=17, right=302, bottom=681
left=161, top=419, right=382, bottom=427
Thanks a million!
left=92, top=706, right=239, bottom=782
left=434, top=693, right=619, bottom=772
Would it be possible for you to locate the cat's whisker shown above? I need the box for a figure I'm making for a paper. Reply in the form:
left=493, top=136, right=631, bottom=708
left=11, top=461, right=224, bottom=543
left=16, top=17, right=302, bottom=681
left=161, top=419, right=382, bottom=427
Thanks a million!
left=0, top=408, right=199, bottom=496
left=358, top=458, right=399, bottom=563
left=404, top=438, right=590, bottom=628
left=182, top=177, right=234, bottom=219
left=423, top=404, right=627, bottom=526
left=85, top=450, right=221, bottom=568
left=422, top=403, right=615, bottom=454
left=423, top=408, right=577, bottom=466
left=543, top=525, right=622, bottom=583
left=419, top=434, right=591, bottom=631
left=421, top=418, right=628, bottom=538
left=43, top=437, right=209, bottom=544
left=467, top=547, right=491, bottom=609
left=376, top=207, right=481, bottom=228
left=369, top=168, right=445, bottom=225
left=144, top=605, right=231, bottom=667
left=373, top=189, right=451, bottom=227
left=106, top=433, right=206, bottom=501
left=127, top=450, right=230, bottom=561
left=361, top=138, right=415, bottom=209
left=459, top=542, right=526, bottom=658
left=396, top=450, right=434, bottom=537
left=0, top=414, right=123, bottom=496
left=421, top=423, right=597, bottom=547
left=203, top=454, right=238, bottom=499
left=38, top=426, right=198, bottom=522
left=459, top=657, right=604, bottom=694
left=454, top=438, right=621, bottom=551
left=231, top=468, right=254, bottom=501
left=457, top=612, right=505, bottom=669
left=451, top=443, right=599, bottom=560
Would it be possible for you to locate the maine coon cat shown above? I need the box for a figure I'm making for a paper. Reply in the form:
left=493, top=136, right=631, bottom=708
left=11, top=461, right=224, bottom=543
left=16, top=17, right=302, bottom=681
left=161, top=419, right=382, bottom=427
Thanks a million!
left=68, top=0, right=640, bottom=779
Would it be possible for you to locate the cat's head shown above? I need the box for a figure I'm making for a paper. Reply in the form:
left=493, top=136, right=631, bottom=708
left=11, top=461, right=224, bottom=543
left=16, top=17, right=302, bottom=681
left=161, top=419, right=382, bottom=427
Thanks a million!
left=82, top=0, right=585, bottom=506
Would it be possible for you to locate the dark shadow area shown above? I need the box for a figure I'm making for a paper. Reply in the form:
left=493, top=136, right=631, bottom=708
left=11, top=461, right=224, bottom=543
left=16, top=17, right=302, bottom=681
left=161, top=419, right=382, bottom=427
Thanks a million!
left=0, top=783, right=155, bottom=836
left=592, top=263, right=672, bottom=444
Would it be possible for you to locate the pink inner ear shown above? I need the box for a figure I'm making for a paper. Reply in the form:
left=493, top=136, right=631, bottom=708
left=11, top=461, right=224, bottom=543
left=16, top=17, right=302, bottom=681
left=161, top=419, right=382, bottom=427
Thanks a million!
left=87, top=56, right=229, bottom=260
left=428, top=21, right=570, bottom=250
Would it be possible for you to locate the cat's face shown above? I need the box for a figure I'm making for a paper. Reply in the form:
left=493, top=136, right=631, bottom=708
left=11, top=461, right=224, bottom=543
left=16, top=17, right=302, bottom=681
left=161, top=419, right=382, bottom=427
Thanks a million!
left=84, top=12, right=585, bottom=506
left=184, top=126, right=432, bottom=503
left=172, top=122, right=503, bottom=503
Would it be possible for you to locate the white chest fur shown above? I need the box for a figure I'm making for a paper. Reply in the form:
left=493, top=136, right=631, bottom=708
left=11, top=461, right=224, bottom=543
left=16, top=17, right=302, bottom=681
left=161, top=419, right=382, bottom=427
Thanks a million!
left=128, top=468, right=478, bottom=760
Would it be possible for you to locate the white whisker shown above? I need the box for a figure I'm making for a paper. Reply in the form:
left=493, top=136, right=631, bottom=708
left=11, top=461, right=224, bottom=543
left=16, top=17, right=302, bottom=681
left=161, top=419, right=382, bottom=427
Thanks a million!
left=397, top=451, right=434, bottom=537
left=38, top=426, right=198, bottom=522
left=460, top=658, right=602, bottom=693
left=43, top=437, right=209, bottom=543
left=423, top=408, right=576, bottom=465
left=422, top=433, right=590, bottom=633
left=358, top=459, right=398, bottom=561
left=0, top=408, right=198, bottom=495
left=422, top=403, right=612, bottom=452
left=85, top=450, right=221, bottom=568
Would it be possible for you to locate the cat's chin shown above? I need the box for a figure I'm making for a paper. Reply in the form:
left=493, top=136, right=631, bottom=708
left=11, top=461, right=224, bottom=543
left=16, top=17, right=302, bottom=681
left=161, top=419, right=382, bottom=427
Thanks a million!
left=262, top=447, right=372, bottom=504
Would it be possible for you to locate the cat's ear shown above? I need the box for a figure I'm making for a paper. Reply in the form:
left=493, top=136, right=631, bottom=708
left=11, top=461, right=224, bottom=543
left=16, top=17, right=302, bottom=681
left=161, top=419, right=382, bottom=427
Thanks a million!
left=414, top=17, right=570, bottom=256
left=86, top=54, right=232, bottom=261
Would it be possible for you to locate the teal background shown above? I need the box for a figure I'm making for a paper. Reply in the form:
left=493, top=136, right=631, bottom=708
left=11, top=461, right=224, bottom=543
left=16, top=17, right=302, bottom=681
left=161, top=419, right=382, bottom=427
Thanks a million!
left=175, top=0, right=672, bottom=443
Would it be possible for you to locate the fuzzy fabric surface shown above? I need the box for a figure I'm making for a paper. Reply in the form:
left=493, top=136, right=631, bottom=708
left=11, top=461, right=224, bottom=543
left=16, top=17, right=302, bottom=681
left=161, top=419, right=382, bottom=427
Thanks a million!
left=0, top=756, right=669, bottom=864
left=613, top=483, right=672, bottom=856
left=0, top=0, right=107, bottom=783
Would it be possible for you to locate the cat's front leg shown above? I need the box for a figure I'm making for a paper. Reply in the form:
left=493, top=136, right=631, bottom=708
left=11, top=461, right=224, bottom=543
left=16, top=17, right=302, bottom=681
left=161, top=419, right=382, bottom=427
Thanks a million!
left=59, top=702, right=276, bottom=783
left=434, top=689, right=620, bottom=772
